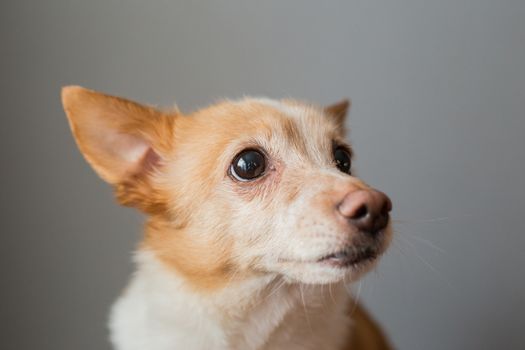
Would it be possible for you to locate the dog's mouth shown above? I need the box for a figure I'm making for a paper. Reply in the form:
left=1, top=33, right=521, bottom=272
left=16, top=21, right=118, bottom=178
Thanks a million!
left=317, top=245, right=378, bottom=268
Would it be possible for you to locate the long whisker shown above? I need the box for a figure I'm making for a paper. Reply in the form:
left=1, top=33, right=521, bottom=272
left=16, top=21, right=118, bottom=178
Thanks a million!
left=300, top=284, right=313, bottom=332
left=393, top=215, right=465, bottom=224
left=349, top=281, right=363, bottom=317
left=395, top=234, right=455, bottom=290
left=328, top=282, right=336, bottom=305
left=265, top=277, right=287, bottom=301
left=395, top=230, right=446, bottom=254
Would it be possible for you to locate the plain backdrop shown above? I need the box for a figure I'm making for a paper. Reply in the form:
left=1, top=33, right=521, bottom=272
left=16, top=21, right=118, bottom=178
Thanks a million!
left=1, top=1, right=525, bottom=349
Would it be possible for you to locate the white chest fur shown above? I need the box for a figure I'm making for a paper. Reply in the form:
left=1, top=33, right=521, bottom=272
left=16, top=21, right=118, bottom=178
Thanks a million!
left=109, top=250, right=354, bottom=350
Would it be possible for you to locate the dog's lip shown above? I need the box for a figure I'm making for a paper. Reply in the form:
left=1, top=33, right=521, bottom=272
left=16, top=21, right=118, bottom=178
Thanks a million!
left=278, top=245, right=379, bottom=268
left=317, top=245, right=378, bottom=268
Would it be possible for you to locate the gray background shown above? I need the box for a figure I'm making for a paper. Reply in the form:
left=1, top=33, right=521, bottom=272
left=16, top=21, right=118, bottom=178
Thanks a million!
left=2, top=0, right=524, bottom=349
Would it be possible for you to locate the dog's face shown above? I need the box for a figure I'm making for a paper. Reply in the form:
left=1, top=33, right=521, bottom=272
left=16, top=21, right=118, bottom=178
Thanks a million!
left=62, top=87, right=392, bottom=290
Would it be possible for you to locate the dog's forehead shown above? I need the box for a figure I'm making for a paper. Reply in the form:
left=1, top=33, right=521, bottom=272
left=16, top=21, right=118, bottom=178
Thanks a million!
left=172, top=98, right=345, bottom=174
left=188, top=97, right=338, bottom=143
left=245, top=97, right=309, bottom=119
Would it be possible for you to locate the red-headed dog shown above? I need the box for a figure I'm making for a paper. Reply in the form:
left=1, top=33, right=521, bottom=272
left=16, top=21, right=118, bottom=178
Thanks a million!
left=62, top=86, right=392, bottom=350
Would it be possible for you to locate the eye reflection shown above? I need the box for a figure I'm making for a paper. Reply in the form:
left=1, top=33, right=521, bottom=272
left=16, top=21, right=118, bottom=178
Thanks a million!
left=334, top=147, right=351, bottom=174
left=230, top=149, right=266, bottom=181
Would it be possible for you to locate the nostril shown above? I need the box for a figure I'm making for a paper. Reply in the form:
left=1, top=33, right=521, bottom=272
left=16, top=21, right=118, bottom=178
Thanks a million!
left=380, top=201, right=390, bottom=216
left=381, top=194, right=392, bottom=214
left=352, top=204, right=368, bottom=220
left=373, top=212, right=390, bottom=233
left=338, top=190, right=392, bottom=236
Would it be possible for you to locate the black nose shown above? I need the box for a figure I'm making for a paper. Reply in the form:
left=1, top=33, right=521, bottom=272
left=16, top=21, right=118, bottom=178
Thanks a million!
left=338, top=190, right=392, bottom=236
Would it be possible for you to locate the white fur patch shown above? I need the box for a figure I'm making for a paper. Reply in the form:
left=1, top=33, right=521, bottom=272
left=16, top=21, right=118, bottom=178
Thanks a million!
left=249, top=97, right=306, bottom=119
left=109, top=250, right=354, bottom=350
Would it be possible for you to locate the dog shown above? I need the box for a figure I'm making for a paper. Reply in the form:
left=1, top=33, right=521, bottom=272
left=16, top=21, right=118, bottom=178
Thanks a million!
left=62, top=86, right=393, bottom=350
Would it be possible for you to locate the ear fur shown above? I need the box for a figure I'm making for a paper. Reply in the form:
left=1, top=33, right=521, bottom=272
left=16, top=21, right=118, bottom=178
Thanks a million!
left=61, top=86, right=175, bottom=213
left=325, top=99, right=351, bottom=129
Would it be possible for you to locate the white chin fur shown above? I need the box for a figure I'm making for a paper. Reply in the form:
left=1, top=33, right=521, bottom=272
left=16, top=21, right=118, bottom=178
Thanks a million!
left=275, top=258, right=379, bottom=285
left=109, top=250, right=355, bottom=350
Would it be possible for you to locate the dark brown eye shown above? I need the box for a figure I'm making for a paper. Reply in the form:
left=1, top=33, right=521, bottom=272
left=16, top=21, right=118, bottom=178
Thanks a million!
left=230, top=149, right=266, bottom=181
left=334, top=147, right=351, bottom=174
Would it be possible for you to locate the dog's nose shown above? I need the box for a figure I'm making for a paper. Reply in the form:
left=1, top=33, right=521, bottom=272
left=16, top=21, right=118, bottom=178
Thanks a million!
left=337, top=190, right=392, bottom=236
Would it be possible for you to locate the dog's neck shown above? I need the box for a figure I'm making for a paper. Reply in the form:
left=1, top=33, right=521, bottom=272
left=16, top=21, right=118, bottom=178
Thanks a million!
left=109, top=249, right=353, bottom=350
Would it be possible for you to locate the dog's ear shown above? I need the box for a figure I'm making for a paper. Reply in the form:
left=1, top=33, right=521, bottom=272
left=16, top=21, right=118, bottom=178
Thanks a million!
left=61, top=86, right=173, bottom=184
left=61, top=86, right=174, bottom=213
left=325, top=99, right=351, bottom=129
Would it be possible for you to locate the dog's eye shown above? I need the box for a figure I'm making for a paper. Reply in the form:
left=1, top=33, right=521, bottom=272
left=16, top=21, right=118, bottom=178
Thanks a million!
left=334, top=147, right=352, bottom=174
left=230, top=149, right=266, bottom=181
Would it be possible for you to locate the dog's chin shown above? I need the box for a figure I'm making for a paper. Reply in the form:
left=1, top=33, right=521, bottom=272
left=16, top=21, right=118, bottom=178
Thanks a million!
left=274, top=247, right=381, bottom=285
left=273, top=229, right=392, bottom=285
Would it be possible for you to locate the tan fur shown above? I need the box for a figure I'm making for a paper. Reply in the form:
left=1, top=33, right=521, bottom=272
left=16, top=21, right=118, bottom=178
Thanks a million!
left=62, top=86, right=175, bottom=215
left=62, top=86, right=392, bottom=349
left=325, top=99, right=351, bottom=125
left=345, top=304, right=392, bottom=350
left=142, top=217, right=240, bottom=291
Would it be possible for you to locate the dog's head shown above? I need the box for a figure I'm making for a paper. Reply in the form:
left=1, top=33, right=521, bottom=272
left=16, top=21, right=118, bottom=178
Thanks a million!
left=62, top=86, right=392, bottom=290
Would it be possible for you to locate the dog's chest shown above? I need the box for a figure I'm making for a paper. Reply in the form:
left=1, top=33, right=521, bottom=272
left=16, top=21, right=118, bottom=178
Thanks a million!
left=109, top=252, right=352, bottom=350
left=228, top=286, right=352, bottom=350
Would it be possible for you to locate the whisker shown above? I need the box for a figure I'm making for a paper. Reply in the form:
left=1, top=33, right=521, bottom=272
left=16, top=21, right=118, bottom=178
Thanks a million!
left=395, top=230, right=446, bottom=254
left=393, top=214, right=474, bottom=225
left=391, top=239, right=411, bottom=259
left=342, top=274, right=350, bottom=294
left=349, top=281, right=363, bottom=317
left=395, top=234, right=455, bottom=290
left=300, top=284, right=313, bottom=332
left=328, top=282, right=336, bottom=305
left=265, top=277, right=286, bottom=300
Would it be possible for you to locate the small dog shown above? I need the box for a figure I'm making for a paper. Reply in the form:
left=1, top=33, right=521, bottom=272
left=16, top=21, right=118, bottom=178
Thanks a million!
left=62, top=86, right=393, bottom=350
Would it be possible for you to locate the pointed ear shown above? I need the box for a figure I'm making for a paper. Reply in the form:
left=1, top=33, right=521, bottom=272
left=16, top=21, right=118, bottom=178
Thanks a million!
left=324, top=99, right=351, bottom=128
left=61, top=86, right=174, bottom=185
